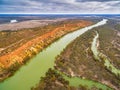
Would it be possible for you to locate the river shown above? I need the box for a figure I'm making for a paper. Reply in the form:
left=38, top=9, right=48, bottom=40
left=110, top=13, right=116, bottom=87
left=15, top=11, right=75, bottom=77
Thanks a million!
left=0, top=19, right=109, bottom=90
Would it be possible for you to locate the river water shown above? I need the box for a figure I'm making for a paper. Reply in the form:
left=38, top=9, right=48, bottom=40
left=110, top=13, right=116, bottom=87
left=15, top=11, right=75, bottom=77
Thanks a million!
left=0, top=19, right=110, bottom=90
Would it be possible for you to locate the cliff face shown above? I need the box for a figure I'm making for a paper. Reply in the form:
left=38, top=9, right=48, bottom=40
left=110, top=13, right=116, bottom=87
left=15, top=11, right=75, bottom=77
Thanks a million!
left=0, top=20, right=92, bottom=81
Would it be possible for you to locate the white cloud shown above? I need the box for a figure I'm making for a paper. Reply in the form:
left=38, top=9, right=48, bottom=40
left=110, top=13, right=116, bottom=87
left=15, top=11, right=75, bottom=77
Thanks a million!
left=0, top=0, right=120, bottom=14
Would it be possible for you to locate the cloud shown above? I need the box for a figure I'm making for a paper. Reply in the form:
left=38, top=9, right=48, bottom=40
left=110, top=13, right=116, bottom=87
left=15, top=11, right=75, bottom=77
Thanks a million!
left=77, top=0, right=119, bottom=2
left=0, top=0, right=120, bottom=14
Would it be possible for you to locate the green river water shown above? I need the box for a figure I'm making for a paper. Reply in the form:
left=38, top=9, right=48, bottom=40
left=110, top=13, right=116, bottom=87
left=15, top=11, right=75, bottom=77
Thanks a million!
left=0, top=19, right=111, bottom=90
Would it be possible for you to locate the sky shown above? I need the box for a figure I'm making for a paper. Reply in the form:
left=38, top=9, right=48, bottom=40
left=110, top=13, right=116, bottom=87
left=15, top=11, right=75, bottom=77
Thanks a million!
left=0, top=0, right=120, bottom=14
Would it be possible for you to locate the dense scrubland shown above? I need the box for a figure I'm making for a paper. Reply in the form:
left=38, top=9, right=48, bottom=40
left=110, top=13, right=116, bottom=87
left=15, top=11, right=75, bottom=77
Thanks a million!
left=98, top=24, right=120, bottom=69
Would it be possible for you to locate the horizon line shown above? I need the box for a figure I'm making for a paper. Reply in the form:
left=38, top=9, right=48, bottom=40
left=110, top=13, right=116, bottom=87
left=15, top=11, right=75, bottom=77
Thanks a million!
left=0, top=13, right=120, bottom=15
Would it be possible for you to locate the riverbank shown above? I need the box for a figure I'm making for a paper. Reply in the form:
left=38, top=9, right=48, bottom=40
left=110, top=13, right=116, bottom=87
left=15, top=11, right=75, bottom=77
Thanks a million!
left=32, top=68, right=111, bottom=90
left=55, top=23, right=120, bottom=90
left=0, top=19, right=92, bottom=82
